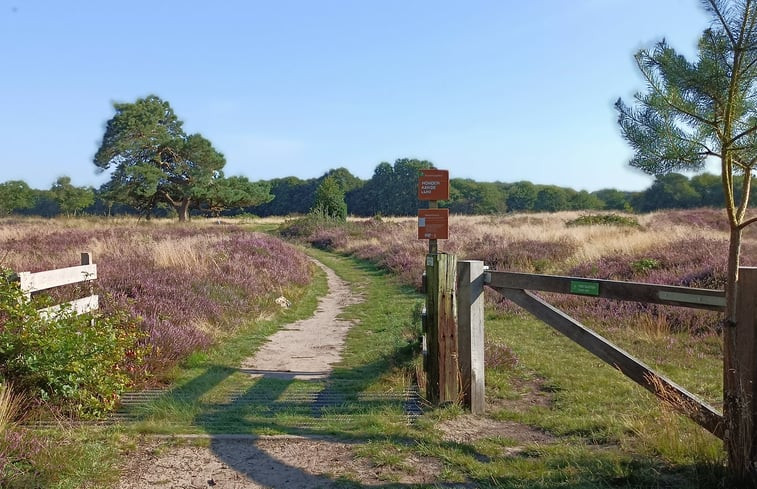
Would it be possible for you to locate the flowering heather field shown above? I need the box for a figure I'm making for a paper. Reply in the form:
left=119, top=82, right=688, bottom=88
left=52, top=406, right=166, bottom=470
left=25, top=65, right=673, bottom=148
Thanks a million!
left=0, top=218, right=313, bottom=377
left=304, top=209, right=757, bottom=334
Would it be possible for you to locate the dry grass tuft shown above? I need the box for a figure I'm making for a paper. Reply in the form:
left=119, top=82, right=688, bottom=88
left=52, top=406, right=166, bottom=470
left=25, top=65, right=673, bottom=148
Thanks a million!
left=0, top=383, right=24, bottom=432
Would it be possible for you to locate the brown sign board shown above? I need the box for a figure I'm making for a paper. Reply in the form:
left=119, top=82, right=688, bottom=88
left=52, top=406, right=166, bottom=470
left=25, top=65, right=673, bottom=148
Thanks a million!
left=418, top=169, right=450, bottom=201
left=418, top=208, right=449, bottom=240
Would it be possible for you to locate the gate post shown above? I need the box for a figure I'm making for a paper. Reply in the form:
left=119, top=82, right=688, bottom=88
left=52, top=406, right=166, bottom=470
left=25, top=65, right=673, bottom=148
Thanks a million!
left=725, top=266, right=757, bottom=478
left=457, top=260, right=485, bottom=414
left=425, top=253, right=459, bottom=404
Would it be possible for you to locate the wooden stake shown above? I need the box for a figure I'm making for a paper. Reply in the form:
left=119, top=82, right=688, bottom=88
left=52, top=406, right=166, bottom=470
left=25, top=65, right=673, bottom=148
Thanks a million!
left=457, top=260, right=485, bottom=414
left=425, top=253, right=459, bottom=403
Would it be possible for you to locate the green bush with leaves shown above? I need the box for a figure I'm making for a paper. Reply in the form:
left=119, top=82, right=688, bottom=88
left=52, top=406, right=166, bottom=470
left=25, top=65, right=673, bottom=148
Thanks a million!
left=0, top=269, right=144, bottom=418
left=566, top=213, right=640, bottom=228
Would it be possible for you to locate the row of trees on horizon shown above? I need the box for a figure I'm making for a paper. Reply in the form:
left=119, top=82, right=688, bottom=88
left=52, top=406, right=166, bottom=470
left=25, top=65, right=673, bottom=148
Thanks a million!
left=0, top=161, right=746, bottom=218
left=0, top=94, right=750, bottom=220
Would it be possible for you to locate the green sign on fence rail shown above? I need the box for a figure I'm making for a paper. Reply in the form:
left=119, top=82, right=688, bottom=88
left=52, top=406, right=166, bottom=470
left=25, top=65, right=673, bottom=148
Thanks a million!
left=570, top=280, right=600, bottom=296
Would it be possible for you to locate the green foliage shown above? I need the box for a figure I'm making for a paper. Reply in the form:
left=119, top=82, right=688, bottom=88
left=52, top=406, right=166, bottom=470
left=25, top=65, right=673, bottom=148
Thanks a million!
left=195, top=174, right=273, bottom=216
left=534, top=186, right=569, bottom=212
left=0, top=270, right=144, bottom=418
left=505, top=180, right=538, bottom=211
left=348, top=158, right=434, bottom=216
left=311, top=175, right=347, bottom=220
left=0, top=181, right=36, bottom=215
left=448, top=179, right=507, bottom=214
left=94, top=95, right=226, bottom=221
left=637, top=173, right=701, bottom=212
left=49, top=176, right=95, bottom=216
left=631, top=257, right=662, bottom=274
left=593, top=188, right=634, bottom=211
left=278, top=211, right=345, bottom=240
left=566, top=213, right=640, bottom=228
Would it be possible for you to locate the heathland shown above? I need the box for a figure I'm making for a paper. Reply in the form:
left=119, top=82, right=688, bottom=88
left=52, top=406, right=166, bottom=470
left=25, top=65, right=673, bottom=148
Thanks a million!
left=0, top=209, right=751, bottom=487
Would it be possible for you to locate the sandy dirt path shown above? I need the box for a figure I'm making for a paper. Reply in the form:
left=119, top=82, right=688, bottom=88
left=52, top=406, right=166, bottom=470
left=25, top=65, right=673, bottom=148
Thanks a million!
left=238, top=259, right=360, bottom=380
left=117, top=259, right=435, bottom=488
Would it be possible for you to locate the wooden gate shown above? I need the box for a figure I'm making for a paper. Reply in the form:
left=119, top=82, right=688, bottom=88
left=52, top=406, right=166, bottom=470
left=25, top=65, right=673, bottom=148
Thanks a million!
left=425, top=256, right=757, bottom=454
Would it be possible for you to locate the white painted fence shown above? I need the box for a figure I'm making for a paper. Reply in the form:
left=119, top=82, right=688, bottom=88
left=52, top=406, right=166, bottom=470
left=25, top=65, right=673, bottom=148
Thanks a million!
left=16, top=252, right=98, bottom=319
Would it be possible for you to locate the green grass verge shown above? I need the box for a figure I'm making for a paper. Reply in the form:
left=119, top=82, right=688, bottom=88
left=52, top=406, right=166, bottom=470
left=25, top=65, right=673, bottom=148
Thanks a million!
left=125, top=248, right=426, bottom=439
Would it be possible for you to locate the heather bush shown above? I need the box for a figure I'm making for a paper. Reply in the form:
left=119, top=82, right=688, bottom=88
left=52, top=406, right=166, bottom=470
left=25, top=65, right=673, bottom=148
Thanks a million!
left=278, top=213, right=348, bottom=240
left=0, top=220, right=313, bottom=387
left=275, top=210, right=748, bottom=337
left=564, top=237, right=728, bottom=333
left=485, top=341, right=519, bottom=369
left=308, top=226, right=350, bottom=251
left=467, top=236, right=578, bottom=273
left=0, top=427, right=45, bottom=486
left=0, top=269, right=144, bottom=418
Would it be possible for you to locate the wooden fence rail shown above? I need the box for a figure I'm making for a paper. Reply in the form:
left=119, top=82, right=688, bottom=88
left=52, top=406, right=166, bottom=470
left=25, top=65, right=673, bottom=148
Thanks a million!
left=486, top=271, right=726, bottom=311
left=487, top=268, right=725, bottom=438
left=15, top=252, right=98, bottom=319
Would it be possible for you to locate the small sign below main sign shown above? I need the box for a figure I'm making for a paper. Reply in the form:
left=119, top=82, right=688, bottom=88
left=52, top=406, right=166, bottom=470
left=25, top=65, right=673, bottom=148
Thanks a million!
left=418, top=169, right=450, bottom=201
left=418, top=208, right=449, bottom=240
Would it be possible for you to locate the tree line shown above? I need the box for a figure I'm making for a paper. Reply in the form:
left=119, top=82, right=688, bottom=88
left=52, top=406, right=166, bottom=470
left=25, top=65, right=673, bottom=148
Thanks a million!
left=0, top=94, right=751, bottom=219
left=0, top=161, right=747, bottom=218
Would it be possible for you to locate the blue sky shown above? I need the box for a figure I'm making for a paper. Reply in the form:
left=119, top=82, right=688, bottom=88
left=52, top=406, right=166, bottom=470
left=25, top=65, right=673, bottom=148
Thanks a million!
left=0, top=1, right=712, bottom=191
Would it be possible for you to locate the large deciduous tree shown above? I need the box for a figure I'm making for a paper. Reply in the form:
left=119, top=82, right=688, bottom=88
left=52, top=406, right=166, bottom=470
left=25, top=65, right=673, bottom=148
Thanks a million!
left=94, top=95, right=225, bottom=221
left=616, top=0, right=757, bottom=477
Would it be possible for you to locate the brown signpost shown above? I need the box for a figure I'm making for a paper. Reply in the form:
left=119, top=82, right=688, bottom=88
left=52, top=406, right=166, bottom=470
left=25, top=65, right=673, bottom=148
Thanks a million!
left=418, top=169, right=450, bottom=201
left=418, top=169, right=465, bottom=407
left=418, top=208, right=449, bottom=240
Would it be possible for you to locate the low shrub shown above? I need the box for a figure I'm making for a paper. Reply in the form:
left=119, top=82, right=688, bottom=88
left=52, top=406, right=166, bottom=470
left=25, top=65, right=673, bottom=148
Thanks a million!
left=0, top=269, right=145, bottom=418
left=566, top=214, right=640, bottom=228
left=279, top=213, right=350, bottom=240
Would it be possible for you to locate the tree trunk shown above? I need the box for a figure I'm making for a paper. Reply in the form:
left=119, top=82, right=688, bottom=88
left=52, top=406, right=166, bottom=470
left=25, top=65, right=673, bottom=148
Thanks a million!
left=723, top=225, right=755, bottom=482
left=176, top=199, right=191, bottom=222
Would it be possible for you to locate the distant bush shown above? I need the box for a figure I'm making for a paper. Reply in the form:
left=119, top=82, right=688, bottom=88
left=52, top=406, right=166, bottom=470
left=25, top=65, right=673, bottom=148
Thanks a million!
left=566, top=214, right=640, bottom=228
left=279, top=212, right=354, bottom=247
left=0, top=269, right=144, bottom=418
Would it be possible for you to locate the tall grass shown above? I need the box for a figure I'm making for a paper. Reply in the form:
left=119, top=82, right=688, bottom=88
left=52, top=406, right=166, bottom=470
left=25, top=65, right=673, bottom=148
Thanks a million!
left=288, top=208, right=745, bottom=335
left=0, top=383, right=22, bottom=433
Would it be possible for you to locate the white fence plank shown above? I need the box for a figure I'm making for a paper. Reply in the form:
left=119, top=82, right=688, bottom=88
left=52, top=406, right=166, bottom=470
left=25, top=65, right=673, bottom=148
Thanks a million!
left=18, top=264, right=97, bottom=294
left=38, top=295, right=99, bottom=320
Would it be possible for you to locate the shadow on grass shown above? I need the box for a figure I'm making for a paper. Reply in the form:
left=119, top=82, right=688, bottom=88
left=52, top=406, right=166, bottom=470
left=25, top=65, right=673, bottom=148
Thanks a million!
left=127, top=254, right=732, bottom=489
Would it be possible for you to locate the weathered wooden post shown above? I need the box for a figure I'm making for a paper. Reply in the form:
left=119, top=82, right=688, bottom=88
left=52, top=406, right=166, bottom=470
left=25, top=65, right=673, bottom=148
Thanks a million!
left=426, top=252, right=459, bottom=403
left=457, top=260, right=485, bottom=414
left=418, top=169, right=457, bottom=404
left=725, top=266, right=757, bottom=478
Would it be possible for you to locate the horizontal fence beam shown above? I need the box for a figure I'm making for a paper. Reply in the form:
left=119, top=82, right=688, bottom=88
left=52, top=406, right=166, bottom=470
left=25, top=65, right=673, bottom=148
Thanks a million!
left=494, top=287, right=724, bottom=439
left=18, top=264, right=97, bottom=294
left=486, top=271, right=725, bottom=311
left=38, top=295, right=99, bottom=320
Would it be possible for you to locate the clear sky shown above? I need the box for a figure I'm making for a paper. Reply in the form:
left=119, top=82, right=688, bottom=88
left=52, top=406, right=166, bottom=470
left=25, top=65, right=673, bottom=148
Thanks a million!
left=0, top=1, right=713, bottom=191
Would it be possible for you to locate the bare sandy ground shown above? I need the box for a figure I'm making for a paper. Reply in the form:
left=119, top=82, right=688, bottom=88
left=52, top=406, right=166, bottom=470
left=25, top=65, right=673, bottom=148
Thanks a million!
left=238, top=260, right=360, bottom=380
